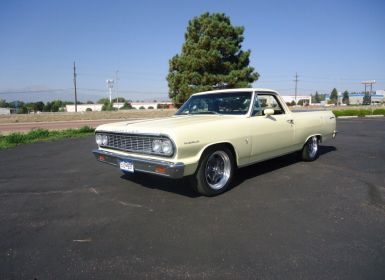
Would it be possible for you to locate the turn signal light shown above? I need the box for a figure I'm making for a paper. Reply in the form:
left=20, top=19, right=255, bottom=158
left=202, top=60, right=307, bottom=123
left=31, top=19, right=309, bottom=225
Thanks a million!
left=155, top=166, right=166, bottom=174
left=99, top=155, right=106, bottom=161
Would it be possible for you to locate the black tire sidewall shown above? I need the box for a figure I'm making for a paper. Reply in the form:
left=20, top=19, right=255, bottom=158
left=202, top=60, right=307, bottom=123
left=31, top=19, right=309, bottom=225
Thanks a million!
left=194, top=146, right=235, bottom=196
left=302, top=137, right=319, bottom=161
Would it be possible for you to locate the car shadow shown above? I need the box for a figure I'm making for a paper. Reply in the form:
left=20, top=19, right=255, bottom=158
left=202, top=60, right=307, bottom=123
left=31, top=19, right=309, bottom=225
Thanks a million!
left=233, top=145, right=337, bottom=186
left=121, top=145, right=337, bottom=197
left=120, top=173, right=201, bottom=198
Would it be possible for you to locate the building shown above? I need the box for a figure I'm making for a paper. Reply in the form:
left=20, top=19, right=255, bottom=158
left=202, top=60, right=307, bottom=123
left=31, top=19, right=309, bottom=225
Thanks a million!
left=349, top=93, right=384, bottom=105
left=66, top=104, right=103, bottom=112
left=0, top=108, right=11, bottom=115
left=281, top=95, right=312, bottom=105
left=130, top=102, right=174, bottom=110
left=65, top=102, right=174, bottom=112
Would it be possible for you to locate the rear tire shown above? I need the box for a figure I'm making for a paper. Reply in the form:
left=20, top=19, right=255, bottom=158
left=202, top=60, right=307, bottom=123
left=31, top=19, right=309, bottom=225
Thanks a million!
left=191, top=146, right=235, bottom=196
left=302, top=136, right=319, bottom=161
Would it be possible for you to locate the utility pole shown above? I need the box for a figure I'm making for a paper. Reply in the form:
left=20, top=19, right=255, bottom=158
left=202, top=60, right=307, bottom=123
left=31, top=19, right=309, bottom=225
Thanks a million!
left=294, top=72, right=299, bottom=104
left=106, top=79, right=114, bottom=103
left=73, top=61, right=78, bottom=112
left=115, top=70, right=119, bottom=110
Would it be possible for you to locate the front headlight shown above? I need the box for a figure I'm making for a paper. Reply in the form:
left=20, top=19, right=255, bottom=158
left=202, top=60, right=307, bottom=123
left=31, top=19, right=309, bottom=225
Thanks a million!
left=152, top=139, right=162, bottom=153
left=151, top=138, right=173, bottom=156
left=96, top=134, right=102, bottom=145
left=161, top=140, right=173, bottom=155
left=101, top=135, right=108, bottom=146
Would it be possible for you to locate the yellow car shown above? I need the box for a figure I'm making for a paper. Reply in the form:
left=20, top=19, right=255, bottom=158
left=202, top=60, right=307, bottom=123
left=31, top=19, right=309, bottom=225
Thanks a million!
left=93, top=89, right=337, bottom=196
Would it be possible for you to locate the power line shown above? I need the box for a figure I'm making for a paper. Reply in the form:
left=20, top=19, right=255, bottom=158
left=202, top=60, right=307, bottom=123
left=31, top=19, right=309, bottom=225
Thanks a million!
left=73, top=61, right=78, bottom=112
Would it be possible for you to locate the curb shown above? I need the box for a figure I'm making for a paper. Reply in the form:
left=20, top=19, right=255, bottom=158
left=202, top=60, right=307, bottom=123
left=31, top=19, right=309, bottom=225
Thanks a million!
left=365, top=115, right=385, bottom=118
left=337, top=116, right=358, bottom=119
left=337, top=115, right=385, bottom=119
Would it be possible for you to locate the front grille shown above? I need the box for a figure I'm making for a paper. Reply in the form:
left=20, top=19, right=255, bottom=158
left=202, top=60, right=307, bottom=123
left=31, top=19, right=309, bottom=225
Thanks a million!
left=100, top=133, right=169, bottom=155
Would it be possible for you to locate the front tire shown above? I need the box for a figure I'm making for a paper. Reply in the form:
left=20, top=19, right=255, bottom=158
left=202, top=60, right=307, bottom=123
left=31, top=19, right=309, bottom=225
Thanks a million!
left=191, top=146, right=235, bottom=196
left=302, top=136, right=319, bottom=161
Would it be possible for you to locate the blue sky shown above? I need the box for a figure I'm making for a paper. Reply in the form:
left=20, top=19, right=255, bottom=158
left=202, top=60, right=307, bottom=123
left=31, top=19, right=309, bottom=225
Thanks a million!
left=0, top=0, right=384, bottom=102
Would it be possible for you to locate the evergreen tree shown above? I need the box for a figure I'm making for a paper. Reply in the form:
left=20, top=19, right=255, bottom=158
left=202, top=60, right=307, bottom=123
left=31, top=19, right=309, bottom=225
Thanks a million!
left=330, top=88, right=338, bottom=105
left=342, top=90, right=349, bottom=105
left=167, top=12, right=259, bottom=105
left=312, top=91, right=321, bottom=103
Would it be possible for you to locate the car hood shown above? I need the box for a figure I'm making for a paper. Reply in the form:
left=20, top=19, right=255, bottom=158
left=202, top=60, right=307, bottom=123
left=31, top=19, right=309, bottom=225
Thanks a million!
left=95, top=115, right=239, bottom=135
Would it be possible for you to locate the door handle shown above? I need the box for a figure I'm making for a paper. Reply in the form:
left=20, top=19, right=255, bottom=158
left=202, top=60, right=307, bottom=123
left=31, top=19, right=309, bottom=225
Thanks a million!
left=287, top=119, right=294, bottom=125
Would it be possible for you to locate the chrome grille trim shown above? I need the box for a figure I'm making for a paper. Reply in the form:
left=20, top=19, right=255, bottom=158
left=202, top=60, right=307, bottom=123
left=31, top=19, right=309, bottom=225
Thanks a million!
left=97, top=132, right=174, bottom=157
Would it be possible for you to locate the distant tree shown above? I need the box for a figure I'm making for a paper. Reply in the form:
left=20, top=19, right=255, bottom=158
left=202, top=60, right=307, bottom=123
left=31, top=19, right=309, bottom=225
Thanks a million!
left=139, top=106, right=145, bottom=110
left=120, top=102, right=133, bottom=110
left=25, top=102, right=36, bottom=113
left=0, top=99, right=9, bottom=108
left=102, top=101, right=116, bottom=111
left=297, top=99, right=305, bottom=106
left=363, top=93, right=371, bottom=105
left=148, top=106, right=154, bottom=109
left=8, top=101, right=27, bottom=113
left=330, top=88, right=338, bottom=105
left=97, top=98, right=110, bottom=104
left=115, top=97, right=126, bottom=103
left=290, top=100, right=296, bottom=106
left=167, top=12, right=259, bottom=105
left=342, top=90, right=349, bottom=105
left=312, top=91, right=321, bottom=103
left=35, top=101, right=44, bottom=112
left=50, top=100, right=63, bottom=112
left=86, top=100, right=94, bottom=104
left=43, top=102, right=52, bottom=112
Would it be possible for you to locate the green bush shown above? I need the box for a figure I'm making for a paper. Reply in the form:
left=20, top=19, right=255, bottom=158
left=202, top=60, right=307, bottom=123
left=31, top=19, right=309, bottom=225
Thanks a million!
left=5, top=133, right=27, bottom=144
left=26, top=129, right=50, bottom=140
left=0, top=126, right=95, bottom=149
left=332, top=108, right=385, bottom=117
left=373, top=109, right=385, bottom=115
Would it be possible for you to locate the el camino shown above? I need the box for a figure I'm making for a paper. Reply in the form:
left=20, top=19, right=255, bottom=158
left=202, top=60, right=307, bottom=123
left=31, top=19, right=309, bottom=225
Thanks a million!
left=93, top=89, right=337, bottom=196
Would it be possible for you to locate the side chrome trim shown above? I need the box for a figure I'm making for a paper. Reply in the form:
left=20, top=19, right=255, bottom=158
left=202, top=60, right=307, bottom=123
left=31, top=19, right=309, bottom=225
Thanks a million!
left=92, top=149, right=184, bottom=179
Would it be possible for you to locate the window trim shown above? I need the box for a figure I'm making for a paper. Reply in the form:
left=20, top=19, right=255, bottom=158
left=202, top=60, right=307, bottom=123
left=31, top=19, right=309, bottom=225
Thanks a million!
left=250, top=92, right=286, bottom=117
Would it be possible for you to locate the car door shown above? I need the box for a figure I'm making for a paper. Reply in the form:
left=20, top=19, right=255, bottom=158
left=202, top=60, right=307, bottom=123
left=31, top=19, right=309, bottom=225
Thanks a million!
left=248, top=93, right=296, bottom=163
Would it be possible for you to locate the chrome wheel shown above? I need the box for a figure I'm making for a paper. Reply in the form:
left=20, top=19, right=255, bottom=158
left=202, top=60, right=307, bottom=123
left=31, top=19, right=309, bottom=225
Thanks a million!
left=307, top=136, right=318, bottom=159
left=205, top=151, right=231, bottom=190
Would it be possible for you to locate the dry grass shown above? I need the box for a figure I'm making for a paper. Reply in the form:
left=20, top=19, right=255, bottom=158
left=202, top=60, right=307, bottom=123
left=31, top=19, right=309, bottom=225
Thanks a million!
left=0, top=109, right=177, bottom=124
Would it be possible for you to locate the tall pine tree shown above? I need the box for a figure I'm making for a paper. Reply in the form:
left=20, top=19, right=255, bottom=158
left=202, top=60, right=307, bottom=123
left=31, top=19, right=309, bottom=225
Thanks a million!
left=167, top=13, right=259, bottom=105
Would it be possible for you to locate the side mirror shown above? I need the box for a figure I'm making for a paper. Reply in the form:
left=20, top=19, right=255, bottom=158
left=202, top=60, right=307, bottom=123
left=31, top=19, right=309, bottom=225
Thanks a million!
left=264, top=109, right=274, bottom=116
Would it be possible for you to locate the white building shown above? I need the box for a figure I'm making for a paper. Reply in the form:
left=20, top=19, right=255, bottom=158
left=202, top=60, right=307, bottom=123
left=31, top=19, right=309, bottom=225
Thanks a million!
left=66, top=104, right=103, bottom=112
left=281, top=95, right=312, bottom=105
left=349, top=94, right=385, bottom=105
left=66, top=102, right=174, bottom=112
left=0, top=108, right=11, bottom=115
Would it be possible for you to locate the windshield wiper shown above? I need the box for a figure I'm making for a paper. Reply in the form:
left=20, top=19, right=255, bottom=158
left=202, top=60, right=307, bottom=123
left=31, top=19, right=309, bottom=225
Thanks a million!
left=189, top=111, right=221, bottom=115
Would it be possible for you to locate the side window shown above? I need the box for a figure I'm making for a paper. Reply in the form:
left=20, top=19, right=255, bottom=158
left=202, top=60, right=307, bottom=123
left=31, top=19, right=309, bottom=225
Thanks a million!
left=252, top=94, right=285, bottom=116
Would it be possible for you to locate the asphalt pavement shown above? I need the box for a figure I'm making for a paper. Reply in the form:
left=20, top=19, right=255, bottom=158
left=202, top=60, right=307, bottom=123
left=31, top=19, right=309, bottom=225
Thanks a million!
left=0, top=118, right=384, bottom=280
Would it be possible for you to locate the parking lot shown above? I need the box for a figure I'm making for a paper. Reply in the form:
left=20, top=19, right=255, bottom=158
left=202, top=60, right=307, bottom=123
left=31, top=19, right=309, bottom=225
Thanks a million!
left=0, top=118, right=384, bottom=279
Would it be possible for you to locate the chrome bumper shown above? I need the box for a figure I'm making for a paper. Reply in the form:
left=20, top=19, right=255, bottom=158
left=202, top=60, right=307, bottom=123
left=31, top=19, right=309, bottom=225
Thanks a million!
left=92, top=149, right=185, bottom=179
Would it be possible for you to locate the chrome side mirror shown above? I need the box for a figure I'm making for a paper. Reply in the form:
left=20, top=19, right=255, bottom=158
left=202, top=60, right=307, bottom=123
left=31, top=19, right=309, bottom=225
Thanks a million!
left=264, top=109, right=274, bottom=116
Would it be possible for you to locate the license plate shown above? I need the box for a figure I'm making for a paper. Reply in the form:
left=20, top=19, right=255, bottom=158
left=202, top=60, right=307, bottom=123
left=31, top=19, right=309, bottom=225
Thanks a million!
left=119, top=160, right=134, bottom=173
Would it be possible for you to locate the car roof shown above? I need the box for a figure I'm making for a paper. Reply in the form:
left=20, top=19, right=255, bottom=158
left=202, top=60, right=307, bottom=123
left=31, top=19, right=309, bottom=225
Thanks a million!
left=192, top=88, right=279, bottom=96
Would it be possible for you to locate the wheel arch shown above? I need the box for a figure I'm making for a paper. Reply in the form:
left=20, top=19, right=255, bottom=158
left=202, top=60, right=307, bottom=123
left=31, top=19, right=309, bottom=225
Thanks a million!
left=304, top=134, right=322, bottom=145
left=197, top=142, right=239, bottom=168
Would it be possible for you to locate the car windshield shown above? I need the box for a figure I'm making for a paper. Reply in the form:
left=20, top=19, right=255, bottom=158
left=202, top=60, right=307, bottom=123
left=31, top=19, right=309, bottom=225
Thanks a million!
left=176, top=91, right=252, bottom=115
